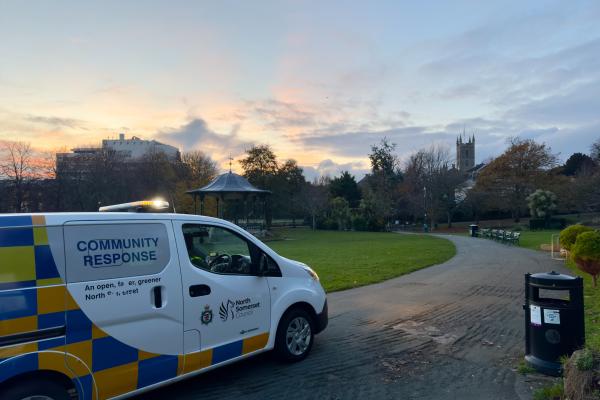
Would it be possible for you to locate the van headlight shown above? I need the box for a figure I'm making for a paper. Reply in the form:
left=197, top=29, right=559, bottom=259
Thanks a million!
left=302, top=265, right=319, bottom=282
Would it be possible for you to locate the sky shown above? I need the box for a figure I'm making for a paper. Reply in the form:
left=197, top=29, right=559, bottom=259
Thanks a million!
left=1, top=0, right=599, bottom=180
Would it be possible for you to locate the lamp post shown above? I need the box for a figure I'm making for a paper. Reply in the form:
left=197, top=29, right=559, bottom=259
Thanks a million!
left=423, top=186, right=429, bottom=233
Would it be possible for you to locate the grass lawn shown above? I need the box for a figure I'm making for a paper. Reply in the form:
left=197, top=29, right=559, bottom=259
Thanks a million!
left=518, top=230, right=561, bottom=251
left=564, top=260, right=600, bottom=351
left=267, top=229, right=456, bottom=292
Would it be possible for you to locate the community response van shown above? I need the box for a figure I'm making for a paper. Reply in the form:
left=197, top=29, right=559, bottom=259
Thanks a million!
left=0, top=202, right=327, bottom=400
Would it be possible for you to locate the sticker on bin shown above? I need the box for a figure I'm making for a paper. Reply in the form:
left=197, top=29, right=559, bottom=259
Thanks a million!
left=544, top=309, right=560, bottom=324
left=530, top=305, right=542, bottom=326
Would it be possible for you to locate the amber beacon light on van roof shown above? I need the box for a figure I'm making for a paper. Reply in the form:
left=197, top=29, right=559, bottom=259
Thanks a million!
left=98, top=199, right=170, bottom=213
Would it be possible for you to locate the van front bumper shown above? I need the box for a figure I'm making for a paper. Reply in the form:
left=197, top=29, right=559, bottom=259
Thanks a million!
left=314, top=299, right=328, bottom=334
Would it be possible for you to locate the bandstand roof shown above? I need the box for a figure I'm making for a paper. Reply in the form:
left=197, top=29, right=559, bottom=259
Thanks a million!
left=186, top=172, right=270, bottom=195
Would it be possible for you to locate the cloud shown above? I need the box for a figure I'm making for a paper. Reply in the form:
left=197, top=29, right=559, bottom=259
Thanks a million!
left=505, top=80, right=600, bottom=125
left=247, top=99, right=318, bottom=130
left=24, top=115, right=88, bottom=130
left=301, top=159, right=370, bottom=182
left=155, top=118, right=254, bottom=164
left=295, top=126, right=450, bottom=159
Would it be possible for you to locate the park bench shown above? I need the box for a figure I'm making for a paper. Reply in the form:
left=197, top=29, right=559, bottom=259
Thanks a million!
left=477, top=228, right=520, bottom=246
left=506, top=231, right=521, bottom=245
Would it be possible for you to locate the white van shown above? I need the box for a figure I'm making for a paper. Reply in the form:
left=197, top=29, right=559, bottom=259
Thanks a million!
left=0, top=203, right=327, bottom=400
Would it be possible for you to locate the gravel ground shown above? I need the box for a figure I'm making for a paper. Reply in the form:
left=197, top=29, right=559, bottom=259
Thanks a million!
left=141, top=234, right=569, bottom=400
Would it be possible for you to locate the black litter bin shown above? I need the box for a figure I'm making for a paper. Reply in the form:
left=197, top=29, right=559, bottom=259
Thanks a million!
left=469, top=224, right=479, bottom=237
left=524, top=271, right=584, bottom=376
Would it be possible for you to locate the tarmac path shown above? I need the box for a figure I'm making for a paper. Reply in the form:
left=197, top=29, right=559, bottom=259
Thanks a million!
left=142, top=234, right=569, bottom=400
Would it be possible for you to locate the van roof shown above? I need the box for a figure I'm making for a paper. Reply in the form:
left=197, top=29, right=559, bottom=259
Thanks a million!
left=0, top=212, right=233, bottom=226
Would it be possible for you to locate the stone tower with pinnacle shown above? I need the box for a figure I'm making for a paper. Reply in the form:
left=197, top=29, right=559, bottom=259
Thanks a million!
left=456, top=134, right=475, bottom=172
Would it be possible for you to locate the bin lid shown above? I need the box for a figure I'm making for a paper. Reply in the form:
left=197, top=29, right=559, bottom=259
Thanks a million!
left=529, top=271, right=582, bottom=288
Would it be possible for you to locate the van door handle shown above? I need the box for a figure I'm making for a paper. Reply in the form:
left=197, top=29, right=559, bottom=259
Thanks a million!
left=153, top=286, right=164, bottom=308
left=189, top=284, right=211, bottom=297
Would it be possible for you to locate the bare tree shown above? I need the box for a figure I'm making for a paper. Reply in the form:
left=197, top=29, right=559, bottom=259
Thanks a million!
left=591, top=138, right=600, bottom=162
left=181, top=151, right=218, bottom=185
left=404, top=144, right=462, bottom=228
left=300, top=180, right=329, bottom=230
left=0, top=141, right=38, bottom=212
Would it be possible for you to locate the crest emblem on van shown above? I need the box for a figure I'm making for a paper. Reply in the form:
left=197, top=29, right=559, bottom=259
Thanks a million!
left=201, top=305, right=213, bottom=325
left=219, top=299, right=235, bottom=321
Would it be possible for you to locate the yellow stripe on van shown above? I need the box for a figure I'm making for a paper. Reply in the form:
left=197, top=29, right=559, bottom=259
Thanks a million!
left=138, top=350, right=160, bottom=361
left=0, top=246, right=35, bottom=283
left=37, top=285, right=66, bottom=315
left=66, top=341, right=93, bottom=376
left=31, top=215, right=46, bottom=226
left=0, top=342, right=37, bottom=359
left=0, top=315, right=37, bottom=336
left=91, top=324, right=109, bottom=339
left=182, top=349, right=212, bottom=374
left=32, top=215, right=48, bottom=246
left=36, top=278, right=63, bottom=287
left=242, top=333, right=269, bottom=355
left=94, top=362, right=138, bottom=400
left=65, top=291, right=79, bottom=311
left=39, top=351, right=76, bottom=378
left=33, top=227, right=49, bottom=245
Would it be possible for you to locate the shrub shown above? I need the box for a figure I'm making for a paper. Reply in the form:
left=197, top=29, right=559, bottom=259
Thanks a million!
left=351, top=216, right=368, bottom=231
left=533, top=382, right=563, bottom=400
left=530, top=218, right=566, bottom=230
left=560, top=224, right=594, bottom=251
left=564, top=348, right=600, bottom=400
left=367, top=218, right=386, bottom=232
left=571, top=230, right=600, bottom=287
left=527, top=189, right=557, bottom=219
left=575, top=348, right=595, bottom=371
left=322, top=218, right=339, bottom=231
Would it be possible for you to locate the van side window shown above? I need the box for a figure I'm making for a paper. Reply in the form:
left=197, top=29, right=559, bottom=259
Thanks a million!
left=182, top=224, right=256, bottom=275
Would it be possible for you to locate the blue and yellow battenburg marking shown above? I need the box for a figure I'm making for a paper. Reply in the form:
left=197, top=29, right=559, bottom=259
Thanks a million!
left=0, top=215, right=269, bottom=400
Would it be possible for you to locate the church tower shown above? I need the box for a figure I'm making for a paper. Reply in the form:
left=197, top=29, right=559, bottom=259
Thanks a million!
left=456, top=134, right=475, bottom=172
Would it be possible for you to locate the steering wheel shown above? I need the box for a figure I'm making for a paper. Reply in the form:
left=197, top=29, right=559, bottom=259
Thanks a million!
left=209, top=254, right=232, bottom=273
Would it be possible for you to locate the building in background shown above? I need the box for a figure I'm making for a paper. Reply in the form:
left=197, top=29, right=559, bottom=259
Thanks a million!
left=456, top=135, right=475, bottom=172
left=101, top=133, right=179, bottom=160
left=455, top=135, right=487, bottom=202
left=56, top=133, right=180, bottom=177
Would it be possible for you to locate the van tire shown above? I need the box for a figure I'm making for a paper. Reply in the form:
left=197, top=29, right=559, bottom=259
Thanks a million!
left=1, top=378, right=70, bottom=400
left=274, top=308, right=314, bottom=362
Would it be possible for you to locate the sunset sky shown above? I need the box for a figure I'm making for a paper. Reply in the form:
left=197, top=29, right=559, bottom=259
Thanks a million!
left=1, top=1, right=599, bottom=179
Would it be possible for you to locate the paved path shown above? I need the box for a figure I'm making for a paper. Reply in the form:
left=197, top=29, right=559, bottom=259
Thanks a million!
left=143, top=235, right=569, bottom=400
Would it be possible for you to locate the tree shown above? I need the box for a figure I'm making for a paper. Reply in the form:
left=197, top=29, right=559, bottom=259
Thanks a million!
left=562, top=153, right=596, bottom=176
left=175, top=151, right=218, bottom=213
left=359, top=138, right=403, bottom=227
left=329, top=197, right=351, bottom=230
left=474, top=138, right=557, bottom=221
left=369, top=137, right=400, bottom=177
left=329, top=171, right=361, bottom=208
left=591, top=138, right=600, bottom=162
left=300, top=179, right=329, bottom=230
left=526, top=189, right=557, bottom=219
left=0, top=141, right=37, bottom=212
left=181, top=151, right=218, bottom=185
left=239, top=145, right=278, bottom=189
left=276, top=159, right=306, bottom=224
left=239, top=145, right=280, bottom=225
left=404, top=145, right=462, bottom=228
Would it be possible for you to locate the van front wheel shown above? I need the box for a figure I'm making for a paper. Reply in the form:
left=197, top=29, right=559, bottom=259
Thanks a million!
left=1, top=378, right=70, bottom=400
left=275, top=308, right=314, bottom=362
